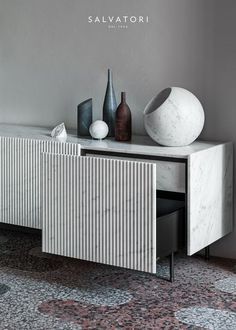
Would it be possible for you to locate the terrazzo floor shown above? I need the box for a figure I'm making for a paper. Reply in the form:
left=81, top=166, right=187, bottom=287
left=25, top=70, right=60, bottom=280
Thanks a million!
left=0, top=229, right=235, bottom=329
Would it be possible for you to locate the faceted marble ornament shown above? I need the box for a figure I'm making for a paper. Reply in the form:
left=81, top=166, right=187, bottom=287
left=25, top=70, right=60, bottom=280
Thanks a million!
left=144, top=87, right=205, bottom=146
left=89, top=120, right=109, bottom=140
left=51, top=123, right=67, bottom=141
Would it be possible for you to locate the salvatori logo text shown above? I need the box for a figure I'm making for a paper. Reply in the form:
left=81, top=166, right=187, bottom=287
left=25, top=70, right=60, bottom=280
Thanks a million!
left=88, top=16, right=149, bottom=29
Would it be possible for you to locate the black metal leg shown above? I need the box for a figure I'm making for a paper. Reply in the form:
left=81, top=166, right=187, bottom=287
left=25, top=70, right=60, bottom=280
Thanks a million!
left=169, top=252, right=174, bottom=282
left=205, top=246, right=210, bottom=260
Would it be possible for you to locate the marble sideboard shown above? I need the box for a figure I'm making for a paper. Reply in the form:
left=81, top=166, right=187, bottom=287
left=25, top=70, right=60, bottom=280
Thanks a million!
left=0, top=124, right=233, bottom=274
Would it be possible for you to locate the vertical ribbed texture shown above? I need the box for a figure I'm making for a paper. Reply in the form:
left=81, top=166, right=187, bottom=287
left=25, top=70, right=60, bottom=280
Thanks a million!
left=42, top=154, right=156, bottom=273
left=0, top=137, right=80, bottom=229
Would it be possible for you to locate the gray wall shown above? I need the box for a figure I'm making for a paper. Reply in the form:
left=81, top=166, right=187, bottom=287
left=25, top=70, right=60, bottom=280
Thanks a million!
left=202, top=0, right=236, bottom=259
left=0, top=0, right=236, bottom=258
left=0, top=0, right=205, bottom=133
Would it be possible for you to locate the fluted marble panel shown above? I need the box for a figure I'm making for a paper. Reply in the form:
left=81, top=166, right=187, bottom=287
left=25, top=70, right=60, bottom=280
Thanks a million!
left=187, top=142, right=233, bottom=255
left=0, top=137, right=80, bottom=229
left=87, top=153, right=186, bottom=193
left=42, top=154, right=157, bottom=273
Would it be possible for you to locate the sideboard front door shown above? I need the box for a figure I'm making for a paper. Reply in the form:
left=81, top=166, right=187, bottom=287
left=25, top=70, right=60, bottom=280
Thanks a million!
left=42, top=154, right=157, bottom=273
left=0, top=137, right=80, bottom=229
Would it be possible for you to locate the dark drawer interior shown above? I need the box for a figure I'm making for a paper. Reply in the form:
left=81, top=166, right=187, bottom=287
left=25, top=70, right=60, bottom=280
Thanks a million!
left=157, top=198, right=185, bottom=217
left=156, top=197, right=185, bottom=258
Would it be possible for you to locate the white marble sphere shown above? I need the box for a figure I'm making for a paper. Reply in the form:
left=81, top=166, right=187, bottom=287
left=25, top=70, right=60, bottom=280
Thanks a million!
left=144, top=87, right=205, bottom=146
left=89, top=120, right=109, bottom=140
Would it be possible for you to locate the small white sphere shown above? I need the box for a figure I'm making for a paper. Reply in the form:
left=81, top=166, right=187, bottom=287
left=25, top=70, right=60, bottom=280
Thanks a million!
left=144, top=87, right=205, bottom=147
left=89, top=120, right=109, bottom=140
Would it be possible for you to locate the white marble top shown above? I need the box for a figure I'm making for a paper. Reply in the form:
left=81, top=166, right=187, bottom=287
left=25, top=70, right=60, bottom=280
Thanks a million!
left=0, top=123, right=228, bottom=159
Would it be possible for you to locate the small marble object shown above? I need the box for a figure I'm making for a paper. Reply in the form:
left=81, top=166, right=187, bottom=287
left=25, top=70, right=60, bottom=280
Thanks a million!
left=144, top=87, right=205, bottom=146
left=51, top=123, right=67, bottom=141
left=89, top=120, right=109, bottom=140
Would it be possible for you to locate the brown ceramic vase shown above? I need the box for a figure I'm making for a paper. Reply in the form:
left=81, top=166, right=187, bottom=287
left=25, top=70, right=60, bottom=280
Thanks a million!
left=115, top=92, right=132, bottom=141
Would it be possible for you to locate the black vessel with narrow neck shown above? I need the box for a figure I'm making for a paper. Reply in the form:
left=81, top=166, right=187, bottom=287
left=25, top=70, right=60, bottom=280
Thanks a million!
left=103, top=69, right=117, bottom=137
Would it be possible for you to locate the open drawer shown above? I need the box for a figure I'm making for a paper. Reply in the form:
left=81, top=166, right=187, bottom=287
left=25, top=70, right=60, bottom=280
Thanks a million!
left=156, top=198, right=185, bottom=258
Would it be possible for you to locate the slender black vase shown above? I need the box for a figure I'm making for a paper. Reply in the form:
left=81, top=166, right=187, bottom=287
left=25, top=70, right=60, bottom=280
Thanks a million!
left=77, top=98, right=92, bottom=136
left=103, top=69, right=117, bottom=137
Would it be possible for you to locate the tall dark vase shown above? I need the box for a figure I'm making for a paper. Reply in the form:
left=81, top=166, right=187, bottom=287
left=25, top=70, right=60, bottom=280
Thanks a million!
left=115, top=92, right=132, bottom=141
left=103, top=69, right=117, bottom=137
left=77, top=98, right=92, bottom=136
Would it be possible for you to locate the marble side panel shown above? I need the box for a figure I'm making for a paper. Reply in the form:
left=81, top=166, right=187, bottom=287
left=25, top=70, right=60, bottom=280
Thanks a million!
left=187, top=142, right=233, bottom=255
left=42, top=154, right=157, bottom=273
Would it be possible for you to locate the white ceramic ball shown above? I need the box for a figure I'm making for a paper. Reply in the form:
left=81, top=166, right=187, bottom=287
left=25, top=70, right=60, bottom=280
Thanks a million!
left=89, top=120, right=109, bottom=140
left=144, top=87, right=205, bottom=147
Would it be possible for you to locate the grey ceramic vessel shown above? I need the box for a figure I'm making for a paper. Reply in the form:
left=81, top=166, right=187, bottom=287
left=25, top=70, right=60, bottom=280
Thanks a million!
left=77, top=98, right=93, bottom=136
left=103, top=69, right=117, bottom=137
